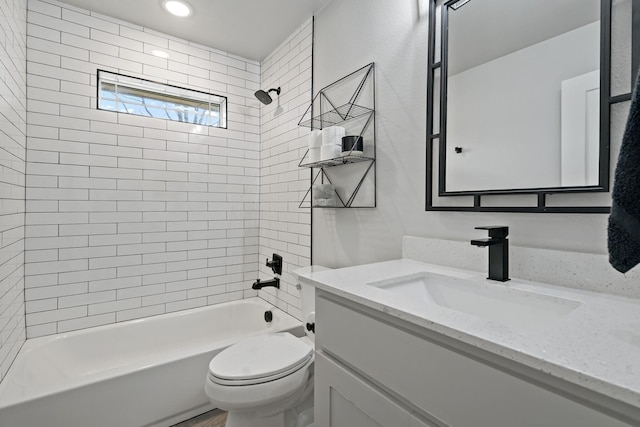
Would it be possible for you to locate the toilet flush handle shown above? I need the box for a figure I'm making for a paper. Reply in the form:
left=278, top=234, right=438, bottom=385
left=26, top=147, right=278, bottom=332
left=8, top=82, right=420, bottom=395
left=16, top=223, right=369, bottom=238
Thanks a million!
left=306, top=322, right=315, bottom=333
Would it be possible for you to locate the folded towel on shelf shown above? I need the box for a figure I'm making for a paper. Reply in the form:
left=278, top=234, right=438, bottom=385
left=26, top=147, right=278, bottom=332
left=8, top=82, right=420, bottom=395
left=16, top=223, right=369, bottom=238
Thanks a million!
left=322, top=126, right=345, bottom=146
left=608, top=70, right=640, bottom=273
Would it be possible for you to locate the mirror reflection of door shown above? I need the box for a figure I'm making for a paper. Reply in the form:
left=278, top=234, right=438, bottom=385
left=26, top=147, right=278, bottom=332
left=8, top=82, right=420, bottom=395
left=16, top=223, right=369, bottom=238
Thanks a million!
left=444, top=0, right=601, bottom=193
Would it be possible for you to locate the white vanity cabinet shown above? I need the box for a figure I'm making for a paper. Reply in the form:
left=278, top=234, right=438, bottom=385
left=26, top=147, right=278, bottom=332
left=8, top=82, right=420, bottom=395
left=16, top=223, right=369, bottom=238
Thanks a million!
left=314, top=292, right=637, bottom=427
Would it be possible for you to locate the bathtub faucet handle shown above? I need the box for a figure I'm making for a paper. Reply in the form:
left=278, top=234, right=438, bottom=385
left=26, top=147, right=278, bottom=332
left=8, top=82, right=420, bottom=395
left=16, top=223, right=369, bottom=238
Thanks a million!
left=266, top=253, right=283, bottom=275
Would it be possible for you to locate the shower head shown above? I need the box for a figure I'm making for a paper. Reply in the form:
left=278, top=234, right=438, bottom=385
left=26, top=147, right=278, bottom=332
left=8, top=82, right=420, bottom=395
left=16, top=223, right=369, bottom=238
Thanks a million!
left=254, top=87, right=281, bottom=105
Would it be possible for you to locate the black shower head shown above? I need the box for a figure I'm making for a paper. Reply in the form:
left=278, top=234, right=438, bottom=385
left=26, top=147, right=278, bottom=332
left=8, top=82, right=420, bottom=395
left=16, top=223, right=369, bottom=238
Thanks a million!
left=254, top=87, right=281, bottom=105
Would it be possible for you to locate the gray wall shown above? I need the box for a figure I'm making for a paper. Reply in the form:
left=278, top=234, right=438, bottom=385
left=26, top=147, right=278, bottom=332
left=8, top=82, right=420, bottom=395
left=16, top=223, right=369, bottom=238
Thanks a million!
left=312, top=0, right=632, bottom=279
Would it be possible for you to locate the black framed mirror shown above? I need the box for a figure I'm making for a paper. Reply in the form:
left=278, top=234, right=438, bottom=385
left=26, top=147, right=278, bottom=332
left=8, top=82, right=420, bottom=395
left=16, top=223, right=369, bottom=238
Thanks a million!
left=426, top=0, right=639, bottom=213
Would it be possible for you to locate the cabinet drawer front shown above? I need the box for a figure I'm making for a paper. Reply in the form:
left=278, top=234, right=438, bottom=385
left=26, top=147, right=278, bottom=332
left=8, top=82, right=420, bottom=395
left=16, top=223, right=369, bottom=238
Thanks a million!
left=315, top=352, right=438, bottom=427
left=316, top=295, right=631, bottom=427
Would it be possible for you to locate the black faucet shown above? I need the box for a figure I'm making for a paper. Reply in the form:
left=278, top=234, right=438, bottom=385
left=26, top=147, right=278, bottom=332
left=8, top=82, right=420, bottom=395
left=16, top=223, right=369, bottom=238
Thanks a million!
left=470, top=226, right=510, bottom=282
left=252, top=277, right=280, bottom=290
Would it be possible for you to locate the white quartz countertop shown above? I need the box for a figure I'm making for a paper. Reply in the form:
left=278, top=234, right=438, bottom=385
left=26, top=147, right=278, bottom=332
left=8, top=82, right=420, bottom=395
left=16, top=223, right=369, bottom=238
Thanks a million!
left=298, top=259, right=640, bottom=410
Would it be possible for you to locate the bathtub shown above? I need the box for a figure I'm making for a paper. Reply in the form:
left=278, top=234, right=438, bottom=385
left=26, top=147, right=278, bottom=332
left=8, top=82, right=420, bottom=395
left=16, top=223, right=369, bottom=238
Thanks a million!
left=0, top=298, right=301, bottom=427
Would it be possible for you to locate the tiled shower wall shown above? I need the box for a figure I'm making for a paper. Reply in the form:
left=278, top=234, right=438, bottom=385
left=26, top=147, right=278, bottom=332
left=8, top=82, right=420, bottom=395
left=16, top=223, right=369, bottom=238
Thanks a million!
left=24, top=0, right=262, bottom=338
left=0, top=0, right=27, bottom=381
left=257, top=19, right=312, bottom=320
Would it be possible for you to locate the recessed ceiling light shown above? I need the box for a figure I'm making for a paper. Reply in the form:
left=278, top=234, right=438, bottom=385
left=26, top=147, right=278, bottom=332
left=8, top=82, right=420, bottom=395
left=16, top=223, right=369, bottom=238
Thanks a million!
left=163, top=0, right=192, bottom=17
left=151, top=49, right=170, bottom=58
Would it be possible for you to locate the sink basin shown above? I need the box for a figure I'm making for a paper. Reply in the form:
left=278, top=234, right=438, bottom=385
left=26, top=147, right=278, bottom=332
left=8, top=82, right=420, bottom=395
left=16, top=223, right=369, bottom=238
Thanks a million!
left=368, top=272, right=581, bottom=332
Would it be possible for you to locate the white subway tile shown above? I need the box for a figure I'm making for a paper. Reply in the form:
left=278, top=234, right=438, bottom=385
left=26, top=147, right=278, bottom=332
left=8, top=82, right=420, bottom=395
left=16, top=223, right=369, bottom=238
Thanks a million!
left=168, top=40, right=208, bottom=60
left=91, top=121, right=143, bottom=137
left=57, top=313, right=115, bottom=333
left=27, top=323, right=57, bottom=339
left=24, top=248, right=57, bottom=263
left=90, top=166, right=142, bottom=180
left=142, top=64, right=187, bottom=84
left=117, top=283, right=164, bottom=299
left=23, top=223, right=57, bottom=240
left=89, top=233, right=141, bottom=247
left=28, top=36, right=89, bottom=61
left=58, top=177, right=116, bottom=190
left=115, top=304, right=164, bottom=322
left=59, top=245, right=115, bottom=260
left=89, top=276, right=141, bottom=292
left=62, top=9, right=119, bottom=34
left=117, top=179, right=164, bottom=191
left=117, top=263, right=164, bottom=278
left=58, top=290, right=115, bottom=308
left=27, top=99, right=60, bottom=115
left=165, top=298, right=206, bottom=313
left=90, top=189, right=142, bottom=201
left=29, top=11, right=89, bottom=38
left=25, top=235, right=87, bottom=250
left=25, top=298, right=58, bottom=314
left=119, top=47, right=167, bottom=68
left=27, top=23, right=60, bottom=43
left=59, top=267, right=116, bottom=285
left=28, top=112, right=90, bottom=132
left=59, top=201, right=116, bottom=212
left=27, top=306, right=88, bottom=326
left=25, top=282, right=88, bottom=301
left=90, top=51, right=142, bottom=74
left=119, top=27, right=167, bottom=49
left=89, top=298, right=140, bottom=316
left=62, top=32, right=119, bottom=56
left=60, top=80, right=95, bottom=97
left=140, top=289, right=185, bottom=306
left=188, top=284, right=225, bottom=299
left=29, top=0, right=62, bottom=18
left=89, top=211, right=142, bottom=223
left=117, top=242, right=165, bottom=256
left=142, top=270, right=186, bottom=286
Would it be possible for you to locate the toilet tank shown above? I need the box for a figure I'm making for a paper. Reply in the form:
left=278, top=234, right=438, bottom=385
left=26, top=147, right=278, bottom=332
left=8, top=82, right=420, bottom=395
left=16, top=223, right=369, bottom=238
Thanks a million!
left=294, top=266, right=331, bottom=320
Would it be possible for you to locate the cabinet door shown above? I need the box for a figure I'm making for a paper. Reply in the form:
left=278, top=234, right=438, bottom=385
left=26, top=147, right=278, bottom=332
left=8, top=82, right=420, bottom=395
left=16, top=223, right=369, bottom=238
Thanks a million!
left=315, top=352, right=441, bottom=427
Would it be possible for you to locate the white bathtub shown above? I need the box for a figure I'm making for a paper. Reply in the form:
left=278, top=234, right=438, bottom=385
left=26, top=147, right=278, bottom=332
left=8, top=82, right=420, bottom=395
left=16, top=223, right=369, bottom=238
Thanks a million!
left=0, top=298, right=301, bottom=427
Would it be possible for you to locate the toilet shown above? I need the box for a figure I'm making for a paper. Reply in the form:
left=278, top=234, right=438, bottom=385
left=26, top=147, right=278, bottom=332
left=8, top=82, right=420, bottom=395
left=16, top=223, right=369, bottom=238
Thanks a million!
left=204, top=266, right=328, bottom=427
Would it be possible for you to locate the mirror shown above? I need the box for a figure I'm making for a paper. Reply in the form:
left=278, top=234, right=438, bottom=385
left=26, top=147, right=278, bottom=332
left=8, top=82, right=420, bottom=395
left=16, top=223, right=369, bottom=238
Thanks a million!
left=444, top=0, right=601, bottom=193
left=426, top=0, right=637, bottom=213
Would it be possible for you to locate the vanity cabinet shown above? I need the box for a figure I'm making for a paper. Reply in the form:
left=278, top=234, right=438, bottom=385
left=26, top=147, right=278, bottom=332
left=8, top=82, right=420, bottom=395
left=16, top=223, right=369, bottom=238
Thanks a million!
left=314, top=293, right=635, bottom=427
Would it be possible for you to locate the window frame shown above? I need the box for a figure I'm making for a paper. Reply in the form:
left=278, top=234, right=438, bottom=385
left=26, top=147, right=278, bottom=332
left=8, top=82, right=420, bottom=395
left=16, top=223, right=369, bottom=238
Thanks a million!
left=97, top=70, right=228, bottom=129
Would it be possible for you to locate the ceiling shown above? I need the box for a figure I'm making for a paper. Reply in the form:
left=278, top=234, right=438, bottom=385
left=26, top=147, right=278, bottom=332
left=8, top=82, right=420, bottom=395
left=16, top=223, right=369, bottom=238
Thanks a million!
left=57, top=0, right=332, bottom=61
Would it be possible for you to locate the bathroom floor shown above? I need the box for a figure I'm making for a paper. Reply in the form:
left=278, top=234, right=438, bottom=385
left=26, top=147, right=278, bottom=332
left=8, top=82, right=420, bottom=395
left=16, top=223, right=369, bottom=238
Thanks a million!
left=172, top=409, right=227, bottom=427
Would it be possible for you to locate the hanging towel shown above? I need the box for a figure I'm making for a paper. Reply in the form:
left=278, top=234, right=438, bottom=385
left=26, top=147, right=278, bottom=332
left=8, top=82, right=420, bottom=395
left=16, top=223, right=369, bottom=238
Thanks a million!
left=608, top=71, right=640, bottom=273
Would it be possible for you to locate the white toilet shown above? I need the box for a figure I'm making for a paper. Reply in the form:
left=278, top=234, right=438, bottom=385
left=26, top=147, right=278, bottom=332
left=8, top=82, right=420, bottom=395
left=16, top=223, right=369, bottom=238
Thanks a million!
left=204, top=266, right=327, bottom=427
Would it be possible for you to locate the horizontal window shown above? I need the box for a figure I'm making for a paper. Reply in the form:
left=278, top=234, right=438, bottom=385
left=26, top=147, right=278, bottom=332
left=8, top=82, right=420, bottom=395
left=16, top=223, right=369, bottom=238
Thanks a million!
left=97, top=70, right=227, bottom=128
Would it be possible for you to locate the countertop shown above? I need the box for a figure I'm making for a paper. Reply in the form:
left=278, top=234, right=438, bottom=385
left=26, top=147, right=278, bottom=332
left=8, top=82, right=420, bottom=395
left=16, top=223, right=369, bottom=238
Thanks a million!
left=297, top=259, right=640, bottom=410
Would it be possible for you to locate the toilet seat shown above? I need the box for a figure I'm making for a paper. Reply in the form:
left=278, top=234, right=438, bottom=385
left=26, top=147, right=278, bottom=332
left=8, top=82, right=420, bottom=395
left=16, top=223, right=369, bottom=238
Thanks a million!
left=208, top=332, right=313, bottom=386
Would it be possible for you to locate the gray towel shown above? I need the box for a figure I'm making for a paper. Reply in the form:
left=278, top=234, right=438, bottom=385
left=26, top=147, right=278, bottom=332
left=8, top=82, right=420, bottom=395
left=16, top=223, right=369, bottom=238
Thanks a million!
left=608, top=71, right=640, bottom=273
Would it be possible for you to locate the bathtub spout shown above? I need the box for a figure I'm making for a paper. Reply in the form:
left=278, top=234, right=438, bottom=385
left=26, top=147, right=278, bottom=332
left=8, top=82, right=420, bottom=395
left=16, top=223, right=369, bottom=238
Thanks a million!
left=252, top=277, right=280, bottom=290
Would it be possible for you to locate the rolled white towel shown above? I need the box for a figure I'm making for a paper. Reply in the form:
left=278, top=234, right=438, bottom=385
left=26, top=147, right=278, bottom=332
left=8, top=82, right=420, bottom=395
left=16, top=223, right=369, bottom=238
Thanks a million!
left=308, top=130, right=323, bottom=149
left=322, top=126, right=345, bottom=146
left=308, top=147, right=321, bottom=163
left=321, top=144, right=341, bottom=161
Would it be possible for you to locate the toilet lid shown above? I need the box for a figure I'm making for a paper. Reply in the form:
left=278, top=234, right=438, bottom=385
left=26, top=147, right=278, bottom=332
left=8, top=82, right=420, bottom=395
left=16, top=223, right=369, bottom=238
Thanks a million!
left=209, top=333, right=313, bottom=384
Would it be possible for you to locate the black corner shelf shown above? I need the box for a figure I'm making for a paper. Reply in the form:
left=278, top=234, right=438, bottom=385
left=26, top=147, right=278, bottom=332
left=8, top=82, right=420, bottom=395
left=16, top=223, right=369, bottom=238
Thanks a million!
left=297, top=63, right=377, bottom=209
left=299, top=153, right=375, bottom=168
left=298, top=103, right=373, bottom=129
